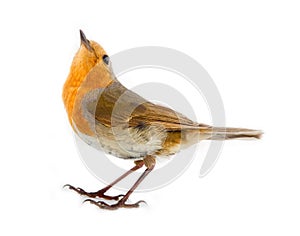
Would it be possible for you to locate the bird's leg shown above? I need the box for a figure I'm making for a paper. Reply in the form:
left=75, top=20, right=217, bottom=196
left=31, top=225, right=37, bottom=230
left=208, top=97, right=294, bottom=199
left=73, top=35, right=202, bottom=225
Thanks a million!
left=84, top=156, right=155, bottom=210
left=64, top=160, right=144, bottom=201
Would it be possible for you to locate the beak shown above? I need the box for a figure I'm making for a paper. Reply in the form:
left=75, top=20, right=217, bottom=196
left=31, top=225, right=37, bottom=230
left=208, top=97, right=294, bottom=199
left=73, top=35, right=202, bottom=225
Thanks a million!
left=80, top=30, right=92, bottom=51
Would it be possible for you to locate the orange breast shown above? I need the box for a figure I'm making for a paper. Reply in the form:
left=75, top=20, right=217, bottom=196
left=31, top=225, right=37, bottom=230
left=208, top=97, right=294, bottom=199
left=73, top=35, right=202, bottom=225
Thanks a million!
left=63, top=63, right=113, bottom=137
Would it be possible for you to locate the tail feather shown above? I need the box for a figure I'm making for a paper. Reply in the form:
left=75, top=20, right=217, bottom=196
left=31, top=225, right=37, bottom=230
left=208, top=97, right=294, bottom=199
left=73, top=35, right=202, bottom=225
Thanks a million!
left=201, top=127, right=263, bottom=140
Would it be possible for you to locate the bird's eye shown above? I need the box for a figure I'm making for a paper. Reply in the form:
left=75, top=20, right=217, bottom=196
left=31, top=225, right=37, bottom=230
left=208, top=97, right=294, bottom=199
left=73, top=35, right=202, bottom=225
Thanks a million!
left=103, top=55, right=110, bottom=65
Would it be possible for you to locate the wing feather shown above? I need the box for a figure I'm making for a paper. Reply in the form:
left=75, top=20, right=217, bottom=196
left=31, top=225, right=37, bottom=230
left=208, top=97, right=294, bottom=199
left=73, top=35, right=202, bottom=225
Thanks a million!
left=85, top=81, right=204, bottom=131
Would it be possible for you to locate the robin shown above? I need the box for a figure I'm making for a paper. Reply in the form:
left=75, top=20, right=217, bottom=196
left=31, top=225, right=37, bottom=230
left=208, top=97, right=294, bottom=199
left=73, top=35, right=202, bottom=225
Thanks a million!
left=62, top=30, right=262, bottom=210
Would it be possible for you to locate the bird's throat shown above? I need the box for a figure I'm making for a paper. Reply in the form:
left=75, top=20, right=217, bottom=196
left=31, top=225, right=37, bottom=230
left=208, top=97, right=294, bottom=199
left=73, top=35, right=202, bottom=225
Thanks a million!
left=62, top=59, right=114, bottom=134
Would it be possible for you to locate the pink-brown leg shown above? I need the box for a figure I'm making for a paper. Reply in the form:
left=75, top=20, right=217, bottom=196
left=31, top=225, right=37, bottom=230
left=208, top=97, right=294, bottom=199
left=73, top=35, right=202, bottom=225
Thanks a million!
left=84, top=156, right=155, bottom=210
left=64, top=160, right=144, bottom=201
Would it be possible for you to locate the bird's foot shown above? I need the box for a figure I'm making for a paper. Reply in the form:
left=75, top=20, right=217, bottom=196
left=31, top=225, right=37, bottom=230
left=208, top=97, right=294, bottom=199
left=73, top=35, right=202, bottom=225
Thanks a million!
left=83, top=198, right=146, bottom=210
left=63, top=184, right=123, bottom=201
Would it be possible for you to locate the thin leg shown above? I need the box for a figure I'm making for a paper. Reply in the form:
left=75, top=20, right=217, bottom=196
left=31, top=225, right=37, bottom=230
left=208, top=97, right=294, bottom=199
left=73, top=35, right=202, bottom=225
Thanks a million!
left=84, top=158, right=155, bottom=210
left=64, top=160, right=144, bottom=201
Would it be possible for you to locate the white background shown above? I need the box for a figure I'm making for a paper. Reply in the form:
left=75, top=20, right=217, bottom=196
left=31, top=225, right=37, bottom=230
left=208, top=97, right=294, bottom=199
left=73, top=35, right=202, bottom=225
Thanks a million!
left=1, top=0, right=299, bottom=235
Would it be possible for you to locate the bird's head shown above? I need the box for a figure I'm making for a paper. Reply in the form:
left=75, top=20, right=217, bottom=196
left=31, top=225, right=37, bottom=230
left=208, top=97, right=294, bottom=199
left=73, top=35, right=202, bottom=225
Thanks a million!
left=72, top=30, right=112, bottom=77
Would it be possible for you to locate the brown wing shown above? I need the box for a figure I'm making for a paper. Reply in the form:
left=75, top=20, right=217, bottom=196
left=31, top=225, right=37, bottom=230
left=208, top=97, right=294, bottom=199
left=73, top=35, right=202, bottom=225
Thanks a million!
left=86, top=81, right=204, bottom=131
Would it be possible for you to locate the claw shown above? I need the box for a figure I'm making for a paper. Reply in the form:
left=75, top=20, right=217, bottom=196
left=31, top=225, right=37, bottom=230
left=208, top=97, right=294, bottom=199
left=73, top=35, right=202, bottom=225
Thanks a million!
left=83, top=199, right=110, bottom=208
left=63, top=184, right=73, bottom=189
left=83, top=198, right=147, bottom=210
left=63, top=184, right=124, bottom=201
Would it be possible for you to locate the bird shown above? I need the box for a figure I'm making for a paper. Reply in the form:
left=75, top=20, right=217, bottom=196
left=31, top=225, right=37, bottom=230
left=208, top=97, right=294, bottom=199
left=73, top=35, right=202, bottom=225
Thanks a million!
left=62, top=30, right=262, bottom=210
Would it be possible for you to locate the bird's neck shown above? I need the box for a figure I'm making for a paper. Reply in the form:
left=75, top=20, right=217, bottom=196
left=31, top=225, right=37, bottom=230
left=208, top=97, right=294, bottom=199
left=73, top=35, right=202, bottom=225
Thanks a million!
left=62, top=60, right=94, bottom=124
left=62, top=59, right=114, bottom=127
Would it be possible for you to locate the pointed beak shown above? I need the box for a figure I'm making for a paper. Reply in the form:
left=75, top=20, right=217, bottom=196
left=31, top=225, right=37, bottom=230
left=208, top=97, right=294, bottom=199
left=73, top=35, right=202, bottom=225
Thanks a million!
left=80, top=30, right=92, bottom=51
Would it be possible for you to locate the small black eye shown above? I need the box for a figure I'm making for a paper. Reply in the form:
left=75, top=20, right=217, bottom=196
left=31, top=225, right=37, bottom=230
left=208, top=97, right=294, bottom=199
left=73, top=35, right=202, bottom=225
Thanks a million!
left=102, top=55, right=110, bottom=65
